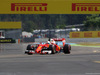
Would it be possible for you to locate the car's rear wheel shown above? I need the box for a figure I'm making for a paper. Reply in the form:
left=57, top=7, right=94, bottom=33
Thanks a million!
left=63, top=44, right=70, bottom=54
left=70, top=46, right=71, bottom=50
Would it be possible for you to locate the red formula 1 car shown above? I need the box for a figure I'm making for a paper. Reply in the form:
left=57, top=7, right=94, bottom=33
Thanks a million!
left=25, top=38, right=71, bottom=55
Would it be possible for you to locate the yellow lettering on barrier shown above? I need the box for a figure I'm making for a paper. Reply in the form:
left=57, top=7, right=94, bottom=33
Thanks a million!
left=0, top=40, right=11, bottom=42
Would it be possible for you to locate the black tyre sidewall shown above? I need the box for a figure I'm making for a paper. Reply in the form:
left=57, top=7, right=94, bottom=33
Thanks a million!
left=63, top=44, right=70, bottom=54
left=27, top=44, right=34, bottom=50
left=48, top=45, right=56, bottom=54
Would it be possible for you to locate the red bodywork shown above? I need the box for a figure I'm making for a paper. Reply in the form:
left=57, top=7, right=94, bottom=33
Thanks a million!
left=26, top=38, right=71, bottom=54
left=53, top=38, right=71, bottom=51
left=53, top=38, right=66, bottom=46
left=35, top=38, right=65, bottom=54
left=35, top=43, right=49, bottom=53
left=35, top=43, right=61, bottom=54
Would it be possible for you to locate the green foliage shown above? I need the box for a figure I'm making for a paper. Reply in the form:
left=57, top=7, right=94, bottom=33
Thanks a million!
left=0, top=14, right=89, bottom=32
left=84, top=14, right=100, bottom=31
left=56, top=24, right=66, bottom=29
left=23, top=21, right=37, bottom=32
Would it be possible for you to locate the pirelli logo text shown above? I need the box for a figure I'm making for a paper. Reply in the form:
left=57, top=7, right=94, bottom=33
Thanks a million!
left=11, top=3, right=48, bottom=11
left=72, top=3, right=100, bottom=11
left=72, top=33, right=80, bottom=38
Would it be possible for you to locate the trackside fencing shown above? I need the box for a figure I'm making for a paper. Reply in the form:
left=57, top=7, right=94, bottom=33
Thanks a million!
left=35, top=38, right=100, bottom=43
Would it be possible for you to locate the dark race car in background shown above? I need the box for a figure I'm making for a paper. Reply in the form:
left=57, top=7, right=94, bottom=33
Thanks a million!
left=25, top=38, right=71, bottom=55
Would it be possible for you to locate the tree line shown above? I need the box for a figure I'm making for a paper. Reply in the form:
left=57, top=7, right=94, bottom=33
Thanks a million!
left=84, top=14, right=100, bottom=31
left=0, top=14, right=100, bottom=32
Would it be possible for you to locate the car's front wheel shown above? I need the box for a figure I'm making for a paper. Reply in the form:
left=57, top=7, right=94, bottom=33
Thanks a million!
left=48, top=45, right=56, bottom=54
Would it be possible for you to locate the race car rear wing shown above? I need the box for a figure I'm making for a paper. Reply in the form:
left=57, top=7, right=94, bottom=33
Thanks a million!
left=53, top=38, right=65, bottom=41
left=53, top=38, right=66, bottom=46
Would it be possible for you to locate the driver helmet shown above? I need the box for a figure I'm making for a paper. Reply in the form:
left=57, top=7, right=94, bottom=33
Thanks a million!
left=50, top=39, right=55, bottom=44
left=46, top=41, right=50, bottom=44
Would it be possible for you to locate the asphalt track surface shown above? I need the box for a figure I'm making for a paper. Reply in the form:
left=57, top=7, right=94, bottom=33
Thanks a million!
left=0, top=43, right=100, bottom=75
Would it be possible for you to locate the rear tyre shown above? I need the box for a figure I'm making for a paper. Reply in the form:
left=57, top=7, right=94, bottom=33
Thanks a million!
left=63, top=44, right=70, bottom=54
left=70, top=46, right=71, bottom=50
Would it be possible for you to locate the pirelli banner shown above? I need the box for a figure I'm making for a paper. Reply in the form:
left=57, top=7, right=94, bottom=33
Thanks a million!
left=0, top=22, right=21, bottom=29
left=0, top=0, right=100, bottom=14
left=70, top=31, right=100, bottom=38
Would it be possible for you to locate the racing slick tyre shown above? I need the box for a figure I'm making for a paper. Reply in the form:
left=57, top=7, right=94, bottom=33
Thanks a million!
left=70, top=46, right=71, bottom=50
left=25, top=51, right=27, bottom=54
left=63, top=44, right=70, bottom=54
left=28, top=53, right=33, bottom=55
left=27, top=44, right=34, bottom=50
left=48, top=45, right=56, bottom=54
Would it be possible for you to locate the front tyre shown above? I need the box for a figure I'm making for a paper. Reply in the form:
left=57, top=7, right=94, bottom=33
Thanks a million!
left=27, top=44, right=34, bottom=50
left=63, top=44, right=70, bottom=54
left=48, top=45, right=56, bottom=54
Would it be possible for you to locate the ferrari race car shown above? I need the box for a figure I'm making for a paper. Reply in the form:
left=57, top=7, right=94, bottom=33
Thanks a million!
left=25, top=38, right=71, bottom=55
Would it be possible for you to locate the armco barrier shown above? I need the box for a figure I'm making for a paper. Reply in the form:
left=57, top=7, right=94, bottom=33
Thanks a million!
left=35, top=38, right=100, bottom=43
left=23, top=37, right=35, bottom=43
left=65, top=38, right=100, bottom=43
left=35, top=38, right=48, bottom=42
